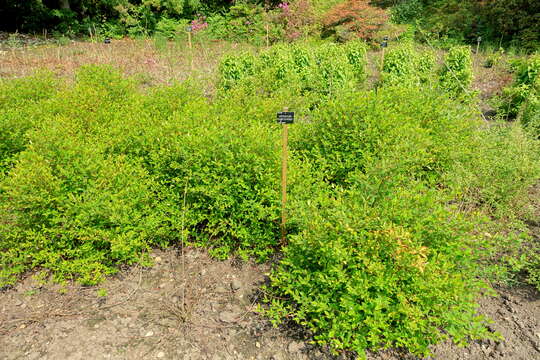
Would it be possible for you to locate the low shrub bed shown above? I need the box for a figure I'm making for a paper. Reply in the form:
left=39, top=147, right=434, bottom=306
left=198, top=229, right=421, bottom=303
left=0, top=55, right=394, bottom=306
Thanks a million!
left=1, top=42, right=540, bottom=358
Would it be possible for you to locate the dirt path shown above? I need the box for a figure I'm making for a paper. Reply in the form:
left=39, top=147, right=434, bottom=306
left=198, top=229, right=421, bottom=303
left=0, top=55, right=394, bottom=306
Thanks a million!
left=1, top=248, right=539, bottom=360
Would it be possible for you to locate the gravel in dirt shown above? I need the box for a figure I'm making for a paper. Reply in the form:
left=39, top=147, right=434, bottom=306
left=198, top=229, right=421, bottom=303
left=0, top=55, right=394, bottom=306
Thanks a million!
left=0, top=248, right=539, bottom=360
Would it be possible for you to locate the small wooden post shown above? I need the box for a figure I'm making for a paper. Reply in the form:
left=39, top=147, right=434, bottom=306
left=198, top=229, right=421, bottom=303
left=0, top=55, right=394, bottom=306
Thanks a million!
left=476, top=36, right=482, bottom=55
left=187, top=26, right=194, bottom=71
left=277, top=107, right=294, bottom=245
left=380, top=36, right=388, bottom=70
left=281, top=109, right=289, bottom=244
left=266, top=23, right=270, bottom=49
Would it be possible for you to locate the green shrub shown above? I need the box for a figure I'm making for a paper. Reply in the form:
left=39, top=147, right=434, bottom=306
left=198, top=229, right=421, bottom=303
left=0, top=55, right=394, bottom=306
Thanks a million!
left=217, top=52, right=257, bottom=91
left=521, top=97, right=540, bottom=138
left=0, top=65, right=284, bottom=285
left=439, top=45, right=473, bottom=99
left=218, top=42, right=367, bottom=98
left=0, top=71, right=60, bottom=173
left=292, top=85, right=477, bottom=187
left=446, top=124, right=540, bottom=216
left=263, top=84, right=539, bottom=357
left=155, top=17, right=189, bottom=39
left=265, top=180, right=494, bottom=358
left=381, top=44, right=435, bottom=86
left=498, top=55, right=540, bottom=124
left=343, top=39, right=369, bottom=82
left=206, top=3, right=273, bottom=46
left=391, top=0, right=423, bottom=24
left=144, top=100, right=282, bottom=261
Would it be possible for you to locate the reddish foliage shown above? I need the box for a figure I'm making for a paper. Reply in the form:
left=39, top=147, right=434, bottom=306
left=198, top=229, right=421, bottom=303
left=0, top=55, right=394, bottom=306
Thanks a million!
left=323, top=0, right=389, bottom=40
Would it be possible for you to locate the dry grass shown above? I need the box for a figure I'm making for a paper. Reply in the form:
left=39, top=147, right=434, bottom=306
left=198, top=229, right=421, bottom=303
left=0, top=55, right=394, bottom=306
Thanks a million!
left=0, top=37, right=255, bottom=89
left=0, top=34, right=516, bottom=111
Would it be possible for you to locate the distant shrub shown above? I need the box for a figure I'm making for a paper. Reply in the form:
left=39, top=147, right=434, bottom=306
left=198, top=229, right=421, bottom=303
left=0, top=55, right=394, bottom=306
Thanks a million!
left=217, top=52, right=257, bottom=91
left=382, top=44, right=435, bottom=85
left=484, top=0, right=540, bottom=52
left=521, top=97, right=540, bottom=138
left=217, top=42, right=367, bottom=98
left=274, top=0, right=318, bottom=42
left=391, top=0, right=423, bottom=24
left=439, top=45, right=473, bottom=99
left=343, top=39, right=369, bottom=82
left=498, top=55, right=540, bottom=125
left=206, top=3, right=277, bottom=46
left=154, top=17, right=189, bottom=39
left=322, top=0, right=389, bottom=42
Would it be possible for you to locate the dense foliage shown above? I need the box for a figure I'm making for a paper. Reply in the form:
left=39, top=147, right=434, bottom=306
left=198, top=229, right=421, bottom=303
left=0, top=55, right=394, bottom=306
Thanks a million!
left=0, top=65, right=283, bottom=285
left=497, top=54, right=540, bottom=130
left=218, top=41, right=368, bottom=97
left=322, top=0, right=388, bottom=42
left=1, top=40, right=540, bottom=358
left=1, top=0, right=538, bottom=51
left=389, top=0, right=540, bottom=51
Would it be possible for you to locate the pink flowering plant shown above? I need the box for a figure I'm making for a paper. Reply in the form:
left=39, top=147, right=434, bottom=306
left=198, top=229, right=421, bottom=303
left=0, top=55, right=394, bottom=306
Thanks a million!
left=190, top=15, right=208, bottom=33
left=278, top=2, right=290, bottom=13
left=274, top=0, right=317, bottom=42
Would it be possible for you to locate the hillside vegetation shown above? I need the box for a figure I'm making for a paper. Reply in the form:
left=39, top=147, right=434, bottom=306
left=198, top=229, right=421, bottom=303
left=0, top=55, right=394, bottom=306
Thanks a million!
left=2, top=0, right=538, bottom=51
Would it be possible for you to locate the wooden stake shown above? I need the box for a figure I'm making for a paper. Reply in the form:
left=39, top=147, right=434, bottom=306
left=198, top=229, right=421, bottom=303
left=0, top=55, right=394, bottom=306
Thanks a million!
left=188, top=30, right=194, bottom=71
left=266, top=23, right=270, bottom=49
left=281, top=107, right=289, bottom=244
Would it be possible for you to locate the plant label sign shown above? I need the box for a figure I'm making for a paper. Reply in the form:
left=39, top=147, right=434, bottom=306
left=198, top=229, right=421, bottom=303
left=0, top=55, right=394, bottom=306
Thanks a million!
left=277, top=111, right=294, bottom=124
left=381, top=36, right=388, bottom=48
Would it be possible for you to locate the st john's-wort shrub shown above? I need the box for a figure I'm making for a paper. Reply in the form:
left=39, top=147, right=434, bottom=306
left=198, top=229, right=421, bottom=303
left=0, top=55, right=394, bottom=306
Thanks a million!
left=497, top=55, right=540, bottom=127
left=291, top=85, right=478, bottom=187
left=263, top=82, right=540, bottom=357
left=264, top=95, right=486, bottom=356
left=0, top=71, right=60, bottom=174
left=0, top=65, right=282, bottom=285
left=264, top=180, right=494, bottom=358
left=217, top=52, right=257, bottom=91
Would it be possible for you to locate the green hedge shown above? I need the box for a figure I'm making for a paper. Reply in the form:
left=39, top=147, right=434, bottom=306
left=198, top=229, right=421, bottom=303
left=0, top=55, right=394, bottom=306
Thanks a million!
left=0, top=65, right=282, bottom=285
left=218, top=40, right=368, bottom=97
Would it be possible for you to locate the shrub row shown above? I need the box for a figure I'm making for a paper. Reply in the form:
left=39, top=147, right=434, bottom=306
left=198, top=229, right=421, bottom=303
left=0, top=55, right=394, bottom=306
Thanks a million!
left=218, top=40, right=368, bottom=97
left=382, top=44, right=473, bottom=99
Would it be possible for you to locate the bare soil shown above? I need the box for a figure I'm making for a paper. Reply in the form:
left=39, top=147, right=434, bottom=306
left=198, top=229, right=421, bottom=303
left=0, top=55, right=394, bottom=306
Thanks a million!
left=1, top=248, right=539, bottom=360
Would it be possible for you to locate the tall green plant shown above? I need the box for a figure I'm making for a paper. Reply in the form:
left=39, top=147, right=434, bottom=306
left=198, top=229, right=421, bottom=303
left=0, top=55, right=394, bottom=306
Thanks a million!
left=439, top=45, right=473, bottom=99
